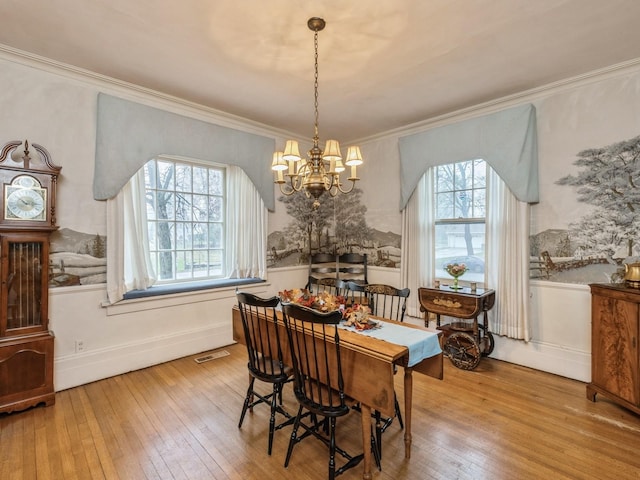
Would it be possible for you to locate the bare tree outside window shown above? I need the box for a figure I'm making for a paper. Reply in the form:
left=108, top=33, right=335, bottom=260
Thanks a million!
left=144, top=158, right=224, bottom=283
left=434, top=159, right=486, bottom=280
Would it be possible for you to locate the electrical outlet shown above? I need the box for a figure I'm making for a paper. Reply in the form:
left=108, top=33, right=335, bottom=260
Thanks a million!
left=75, top=340, right=85, bottom=353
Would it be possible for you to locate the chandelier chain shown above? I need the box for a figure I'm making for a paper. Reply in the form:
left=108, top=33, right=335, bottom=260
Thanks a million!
left=313, top=29, right=319, bottom=144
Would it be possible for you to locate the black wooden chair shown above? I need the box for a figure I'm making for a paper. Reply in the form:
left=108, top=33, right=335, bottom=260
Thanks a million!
left=364, top=284, right=410, bottom=456
left=341, top=281, right=410, bottom=460
left=307, top=276, right=342, bottom=297
left=306, top=253, right=338, bottom=289
left=236, top=291, right=294, bottom=455
left=281, top=302, right=379, bottom=479
left=337, top=253, right=367, bottom=285
left=340, top=279, right=367, bottom=303
left=365, top=284, right=410, bottom=323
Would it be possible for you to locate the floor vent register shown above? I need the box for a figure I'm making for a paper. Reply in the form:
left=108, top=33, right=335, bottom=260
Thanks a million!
left=194, top=350, right=231, bottom=364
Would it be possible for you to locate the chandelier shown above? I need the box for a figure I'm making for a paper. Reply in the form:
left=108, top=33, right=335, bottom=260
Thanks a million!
left=271, top=17, right=363, bottom=208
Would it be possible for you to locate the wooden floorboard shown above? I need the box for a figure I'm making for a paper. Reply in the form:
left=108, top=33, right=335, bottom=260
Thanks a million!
left=2, top=342, right=640, bottom=479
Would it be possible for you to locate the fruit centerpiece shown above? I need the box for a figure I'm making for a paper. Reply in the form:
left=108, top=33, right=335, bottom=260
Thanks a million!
left=445, top=262, right=468, bottom=290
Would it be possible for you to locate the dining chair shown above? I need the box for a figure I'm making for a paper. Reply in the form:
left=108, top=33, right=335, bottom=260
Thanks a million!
left=236, top=291, right=294, bottom=455
left=341, top=280, right=369, bottom=307
left=364, top=284, right=410, bottom=322
left=306, top=252, right=338, bottom=289
left=307, top=276, right=341, bottom=297
left=337, top=252, right=367, bottom=285
left=281, top=302, right=379, bottom=479
left=342, top=281, right=409, bottom=459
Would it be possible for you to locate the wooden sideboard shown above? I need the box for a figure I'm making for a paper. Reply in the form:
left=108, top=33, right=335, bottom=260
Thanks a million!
left=587, top=283, right=640, bottom=415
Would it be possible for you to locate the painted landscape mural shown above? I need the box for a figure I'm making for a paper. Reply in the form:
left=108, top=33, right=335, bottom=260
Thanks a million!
left=49, top=228, right=107, bottom=287
left=529, top=134, right=640, bottom=284
left=267, top=187, right=401, bottom=269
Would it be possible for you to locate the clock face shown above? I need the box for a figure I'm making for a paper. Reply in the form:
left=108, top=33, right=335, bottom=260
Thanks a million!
left=5, top=185, right=47, bottom=221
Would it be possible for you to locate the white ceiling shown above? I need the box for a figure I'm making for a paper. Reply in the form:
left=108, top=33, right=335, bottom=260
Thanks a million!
left=2, top=0, right=640, bottom=142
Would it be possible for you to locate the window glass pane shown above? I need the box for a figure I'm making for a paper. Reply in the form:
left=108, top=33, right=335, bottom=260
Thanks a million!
left=157, top=161, right=174, bottom=190
left=193, top=194, right=208, bottom=222
left=473, top=189, right=486, bottom=218
left=455, top=190, right=472, bottom=218
left=209, top=223, right=222, bottom=248
left=193, top=223, right=207, bottom=249
left=209, top=250, right=223, bottom=276
left=156, top=192, right=175, bottom=220
left=175, top=251, right=191, bottom=279
left=146, top=190, right=157, bottom=220
left=192, top=167, right=208, bottom=194
left=209, top=197, right=223, bottom=222
left=175, top=222, right=187, bottom=249
left=435, top=222, right=486, bottom=282
left=144, top=162, right=156, bottom=189
left=158, top=251, right=175, bottom=280
left=435, top=192, right=454, bottom=219
left=210, top=169, right=224, bottom=195
left=473, top=159, right=486, bottom=188
left=192, top=250, right=208, bottom=278
left=175, top=164, right=191, bottom=192
left=147, top=222, right=157, bottom=249
left=435, top=164, right=454, bottom=192
left=454, top=161, right=473, bottom=190
left=175, top=193, right=192, bottom=221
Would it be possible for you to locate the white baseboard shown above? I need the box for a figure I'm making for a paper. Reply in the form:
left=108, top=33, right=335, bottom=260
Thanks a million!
left=54, top=323, right=233, bottom=391
left=491, top=336, right=591, bottom=382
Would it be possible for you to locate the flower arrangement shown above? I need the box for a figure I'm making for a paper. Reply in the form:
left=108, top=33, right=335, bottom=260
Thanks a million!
left=445, top=263, right=468, bottom=277
left=445, top=262, right=468, bottom=289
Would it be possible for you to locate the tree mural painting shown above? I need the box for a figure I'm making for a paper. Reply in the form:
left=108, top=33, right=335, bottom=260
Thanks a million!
left=556, top=134, right=640, bottom=264
left=277, top=187, right=369, bottom=262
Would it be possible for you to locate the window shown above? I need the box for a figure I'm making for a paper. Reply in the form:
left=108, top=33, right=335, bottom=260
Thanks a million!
left=144, top=158, right=225, bottom=283
left=434, top=159, right=486, bottom=282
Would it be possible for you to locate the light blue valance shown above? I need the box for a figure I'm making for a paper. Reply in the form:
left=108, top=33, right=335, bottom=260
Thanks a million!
left=94, top=93, right=276, bottom=211
left=398, top=104, right=538, bottom=210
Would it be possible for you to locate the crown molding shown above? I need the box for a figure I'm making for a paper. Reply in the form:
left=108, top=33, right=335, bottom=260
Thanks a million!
left=0, top=44, right=299, bottom=141
left=354, top=57, right=640, bottom=145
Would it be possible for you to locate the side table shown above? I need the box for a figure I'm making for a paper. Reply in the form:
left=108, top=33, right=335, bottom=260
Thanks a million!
left=418, top=286, right=495, bottom=370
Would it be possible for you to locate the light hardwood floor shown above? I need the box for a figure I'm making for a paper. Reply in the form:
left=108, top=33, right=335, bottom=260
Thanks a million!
left=1, top=342, right=640, bottom=480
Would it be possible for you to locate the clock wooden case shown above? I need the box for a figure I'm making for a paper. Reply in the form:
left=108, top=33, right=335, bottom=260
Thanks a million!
left=0, top=140, right=61, bottom=414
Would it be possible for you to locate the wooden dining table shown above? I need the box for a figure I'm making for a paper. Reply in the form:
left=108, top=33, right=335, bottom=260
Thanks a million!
left=232, top=306, right=443, bottom=480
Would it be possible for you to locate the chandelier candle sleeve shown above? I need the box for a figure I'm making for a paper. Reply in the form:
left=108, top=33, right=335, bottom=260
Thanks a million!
left=272, top=17, right=363, bottom=207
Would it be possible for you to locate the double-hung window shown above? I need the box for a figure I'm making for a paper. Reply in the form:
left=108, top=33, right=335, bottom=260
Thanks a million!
left=434, top=159, right=486, bottom=282
left=144, top=158, right=225, bottom=283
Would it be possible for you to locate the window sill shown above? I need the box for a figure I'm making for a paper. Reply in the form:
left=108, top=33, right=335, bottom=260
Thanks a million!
left=123, top=277, right=264, bottom=300
left=104, top=278, right=267, bottom=317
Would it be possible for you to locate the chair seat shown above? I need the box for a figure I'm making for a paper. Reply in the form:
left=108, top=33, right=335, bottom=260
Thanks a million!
left=248, top=355, right=293, bottom=383
left=295, top=380, right=357, bottom=417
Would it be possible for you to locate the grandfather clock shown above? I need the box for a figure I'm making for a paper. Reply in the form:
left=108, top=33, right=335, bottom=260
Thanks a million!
left=0, top=140, right=61, bottom=413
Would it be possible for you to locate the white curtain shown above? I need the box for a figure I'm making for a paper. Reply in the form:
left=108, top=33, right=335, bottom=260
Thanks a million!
left=400, top=167, right=531, bottom=341
left=486, top=168, right=531, bottom=341
left=106, top=169, right=156, bottom=304
left=401, top=171, right=435, bottom=318
left=225, top=165, right=267, bottom=279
